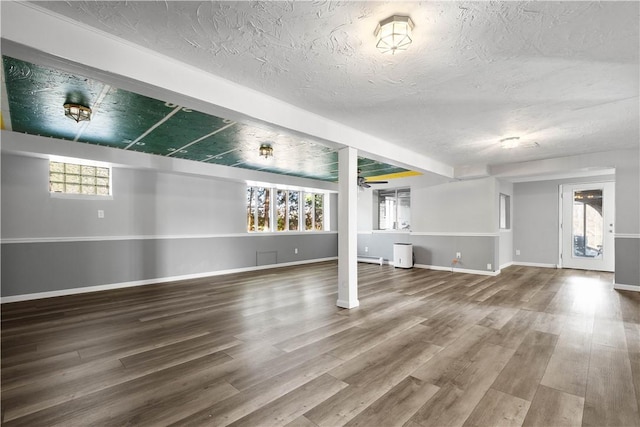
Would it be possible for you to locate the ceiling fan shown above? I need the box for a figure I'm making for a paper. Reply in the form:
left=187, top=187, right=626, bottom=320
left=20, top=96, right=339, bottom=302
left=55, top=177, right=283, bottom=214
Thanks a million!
left=357, top=170, right=388, bottom=189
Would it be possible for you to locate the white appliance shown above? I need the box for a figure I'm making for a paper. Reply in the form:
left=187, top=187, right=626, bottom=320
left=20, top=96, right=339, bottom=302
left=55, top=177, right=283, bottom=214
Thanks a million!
left=393, top=243, right=413, bottom=268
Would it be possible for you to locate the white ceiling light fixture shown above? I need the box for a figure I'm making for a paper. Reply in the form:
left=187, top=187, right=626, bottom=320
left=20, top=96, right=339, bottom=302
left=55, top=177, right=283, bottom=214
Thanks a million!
left=500, top=136, right=540, bottom=149
left=500, top=136, right=521, bottom=149
left=374, top=15, right=415, bottom=54
left=63, top=103, right=91, bottom=122
left=259, top=143, right=273, bottom=158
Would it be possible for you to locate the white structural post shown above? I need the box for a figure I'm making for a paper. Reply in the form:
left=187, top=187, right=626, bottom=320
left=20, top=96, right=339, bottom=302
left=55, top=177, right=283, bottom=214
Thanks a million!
left=337, top=147, right=359, bottom=309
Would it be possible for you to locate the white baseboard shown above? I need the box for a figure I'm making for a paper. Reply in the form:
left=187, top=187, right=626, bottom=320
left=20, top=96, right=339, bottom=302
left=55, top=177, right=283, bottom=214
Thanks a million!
left=413, top=264, right=500, bottom=277
left=0, top=257, right=338, bottom=303
left=614, top=283, right=640, bottom=292
left=336, top=299, right=360, bottom=309
left=512, top=262, right=559, bottom=269
left=500, top=262, right=515, bottom=270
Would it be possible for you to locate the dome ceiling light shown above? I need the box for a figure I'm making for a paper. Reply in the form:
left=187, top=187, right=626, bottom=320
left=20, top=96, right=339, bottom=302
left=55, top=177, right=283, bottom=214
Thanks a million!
left=374, top=15, right=415, bottom=54
left=259, top=143, right=274, bottom=158
left=63, top=103, right=92, bottom=122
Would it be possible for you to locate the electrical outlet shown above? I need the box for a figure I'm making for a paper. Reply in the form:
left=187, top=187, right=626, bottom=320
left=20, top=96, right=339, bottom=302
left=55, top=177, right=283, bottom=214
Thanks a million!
left=516, top=249, right=521, bottom=256
left=294, top=248, right=298, bottom=254
left=97, top=210, right=104, bottom=219
left=456, top=252, right=461, bottom=259
left=487, top=263, right=492, bottom=270
left=365, top=247, right=369, bottom=253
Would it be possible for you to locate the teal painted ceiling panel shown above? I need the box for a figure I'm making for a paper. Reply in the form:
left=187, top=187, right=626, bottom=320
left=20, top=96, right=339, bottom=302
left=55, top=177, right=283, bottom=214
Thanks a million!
left=2, top=55, right=411, bottom=182
left=137, top=107, right=232, bottom=157
left=3, top=56, right=106, bottom=143
left=87, top=88, right=174, bottom=149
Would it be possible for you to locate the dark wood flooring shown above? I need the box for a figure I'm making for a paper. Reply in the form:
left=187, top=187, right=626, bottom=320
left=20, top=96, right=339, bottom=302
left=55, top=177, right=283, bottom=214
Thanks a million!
left=2, top=262, right=639, bottom=426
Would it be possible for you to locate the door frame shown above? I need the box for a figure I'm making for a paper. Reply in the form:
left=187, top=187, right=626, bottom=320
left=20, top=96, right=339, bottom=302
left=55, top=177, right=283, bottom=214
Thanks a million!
left=558, top=181, right=615, bottom=271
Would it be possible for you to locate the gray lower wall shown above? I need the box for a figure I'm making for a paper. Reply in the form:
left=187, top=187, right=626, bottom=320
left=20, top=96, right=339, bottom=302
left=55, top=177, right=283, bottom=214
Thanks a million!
left=1, top=233, right=338, bottom=297
left=357, top=233, right=411, bottom=261
left=499, top=230, right=513, bottom=268
left=358, top=232, right=498, bottom=273
left=615, top=238, right=640, bottom=287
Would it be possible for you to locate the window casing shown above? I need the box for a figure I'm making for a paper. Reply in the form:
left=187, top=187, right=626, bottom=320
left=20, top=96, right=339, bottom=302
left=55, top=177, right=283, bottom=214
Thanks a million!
left=302, top=192, right=325, bottom=231
left=248, top=185, right=326, bottom=232
left=499, top=193, right=511, bottom=230
left=288, top=190, right=299, bottom=231
left=49, top=161, right=111, bottom=196
left=247, top=187, right=271, bottom=232
left=378, top=188, right=411, bottom=230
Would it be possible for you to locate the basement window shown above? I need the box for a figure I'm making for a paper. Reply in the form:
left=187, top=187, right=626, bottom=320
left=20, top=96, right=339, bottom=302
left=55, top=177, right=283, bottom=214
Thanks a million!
left=49, top=160, right=111, bottom=196
left=276, top=189, right=301, bottom=231
left=247, top=185, right=327, bottom=232
left=304, top=193, right=324, bottom=231
left=378, top=188, right=411, bottom=230
left=247, top=186, right=271, bottom=232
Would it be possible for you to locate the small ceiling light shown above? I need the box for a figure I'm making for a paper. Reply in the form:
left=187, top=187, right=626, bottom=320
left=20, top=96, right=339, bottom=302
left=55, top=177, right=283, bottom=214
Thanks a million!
left=64, top=103, right=91, bottom=123
left=259, top=143, right=273, bottom=158
left=500, top=136, right=521, bottom=149
left=500, top=137, right=540, bottom=149
left=374, top=15, right=415, bottom=54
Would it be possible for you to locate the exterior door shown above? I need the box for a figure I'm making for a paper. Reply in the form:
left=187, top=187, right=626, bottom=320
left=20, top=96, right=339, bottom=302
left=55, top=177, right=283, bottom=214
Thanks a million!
left=561, top=182, right=615, bottom=272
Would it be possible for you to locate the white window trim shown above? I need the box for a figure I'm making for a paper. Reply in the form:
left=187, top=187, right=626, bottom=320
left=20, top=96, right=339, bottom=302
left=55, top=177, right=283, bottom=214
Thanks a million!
left=499, top=193, right=511, bottom=230
left=50, top=193, right=114, bottom=201
left=247, top=184, right=330, bottom=233
left=377, top=187, right=411, bottom=231
left=49, top=156, right=113, bottom=198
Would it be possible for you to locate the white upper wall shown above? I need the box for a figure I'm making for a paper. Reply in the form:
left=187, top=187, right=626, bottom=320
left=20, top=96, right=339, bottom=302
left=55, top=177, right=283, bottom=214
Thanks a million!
left=1, top=152, right=246, bottom=239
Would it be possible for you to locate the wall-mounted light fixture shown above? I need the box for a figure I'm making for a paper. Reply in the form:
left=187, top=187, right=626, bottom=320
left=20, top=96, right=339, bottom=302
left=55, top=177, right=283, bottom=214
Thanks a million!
left=374, top=15, right=415, bottom=54
left=64, top=103, right=91, bottom=122
left=259, top=143, right=273, bottom=158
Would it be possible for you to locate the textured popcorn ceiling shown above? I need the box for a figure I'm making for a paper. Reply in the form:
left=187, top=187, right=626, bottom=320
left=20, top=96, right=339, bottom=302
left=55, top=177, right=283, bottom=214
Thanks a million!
left=26, top=1, right=640, bottom=170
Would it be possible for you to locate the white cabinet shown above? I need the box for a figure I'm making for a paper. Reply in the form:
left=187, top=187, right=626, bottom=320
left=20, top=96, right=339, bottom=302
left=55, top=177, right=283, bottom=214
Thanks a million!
left=393, top=243, right=413, bottom=268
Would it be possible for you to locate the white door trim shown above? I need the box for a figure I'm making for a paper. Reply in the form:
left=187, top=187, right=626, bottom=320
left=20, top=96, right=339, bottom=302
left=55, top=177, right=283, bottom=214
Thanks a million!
left=559, top=181, right=615, bottom=272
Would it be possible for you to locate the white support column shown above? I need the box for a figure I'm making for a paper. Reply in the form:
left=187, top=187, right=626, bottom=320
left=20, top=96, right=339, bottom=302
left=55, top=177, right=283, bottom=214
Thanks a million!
left=337, top=147, right=359, bottom=309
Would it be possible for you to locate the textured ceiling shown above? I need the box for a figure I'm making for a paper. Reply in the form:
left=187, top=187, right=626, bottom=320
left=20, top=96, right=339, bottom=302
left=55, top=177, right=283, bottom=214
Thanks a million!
left=10, top=1, right=640, bottom=171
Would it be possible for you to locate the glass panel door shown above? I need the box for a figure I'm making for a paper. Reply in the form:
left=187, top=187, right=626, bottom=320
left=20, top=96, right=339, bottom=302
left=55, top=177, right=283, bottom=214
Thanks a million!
left=561, top=182, right=615, bottom=272
left=572, top=189, right=604, bottom=259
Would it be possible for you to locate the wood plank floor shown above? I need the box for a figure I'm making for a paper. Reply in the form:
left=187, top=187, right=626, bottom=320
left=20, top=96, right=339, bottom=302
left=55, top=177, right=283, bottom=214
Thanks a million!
left=2, top=262, right=639, bottom=426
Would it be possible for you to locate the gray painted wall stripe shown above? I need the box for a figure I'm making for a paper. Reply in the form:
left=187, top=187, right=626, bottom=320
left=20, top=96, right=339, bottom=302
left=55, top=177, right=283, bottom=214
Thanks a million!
left=1, top=233, right=338, bottom=297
